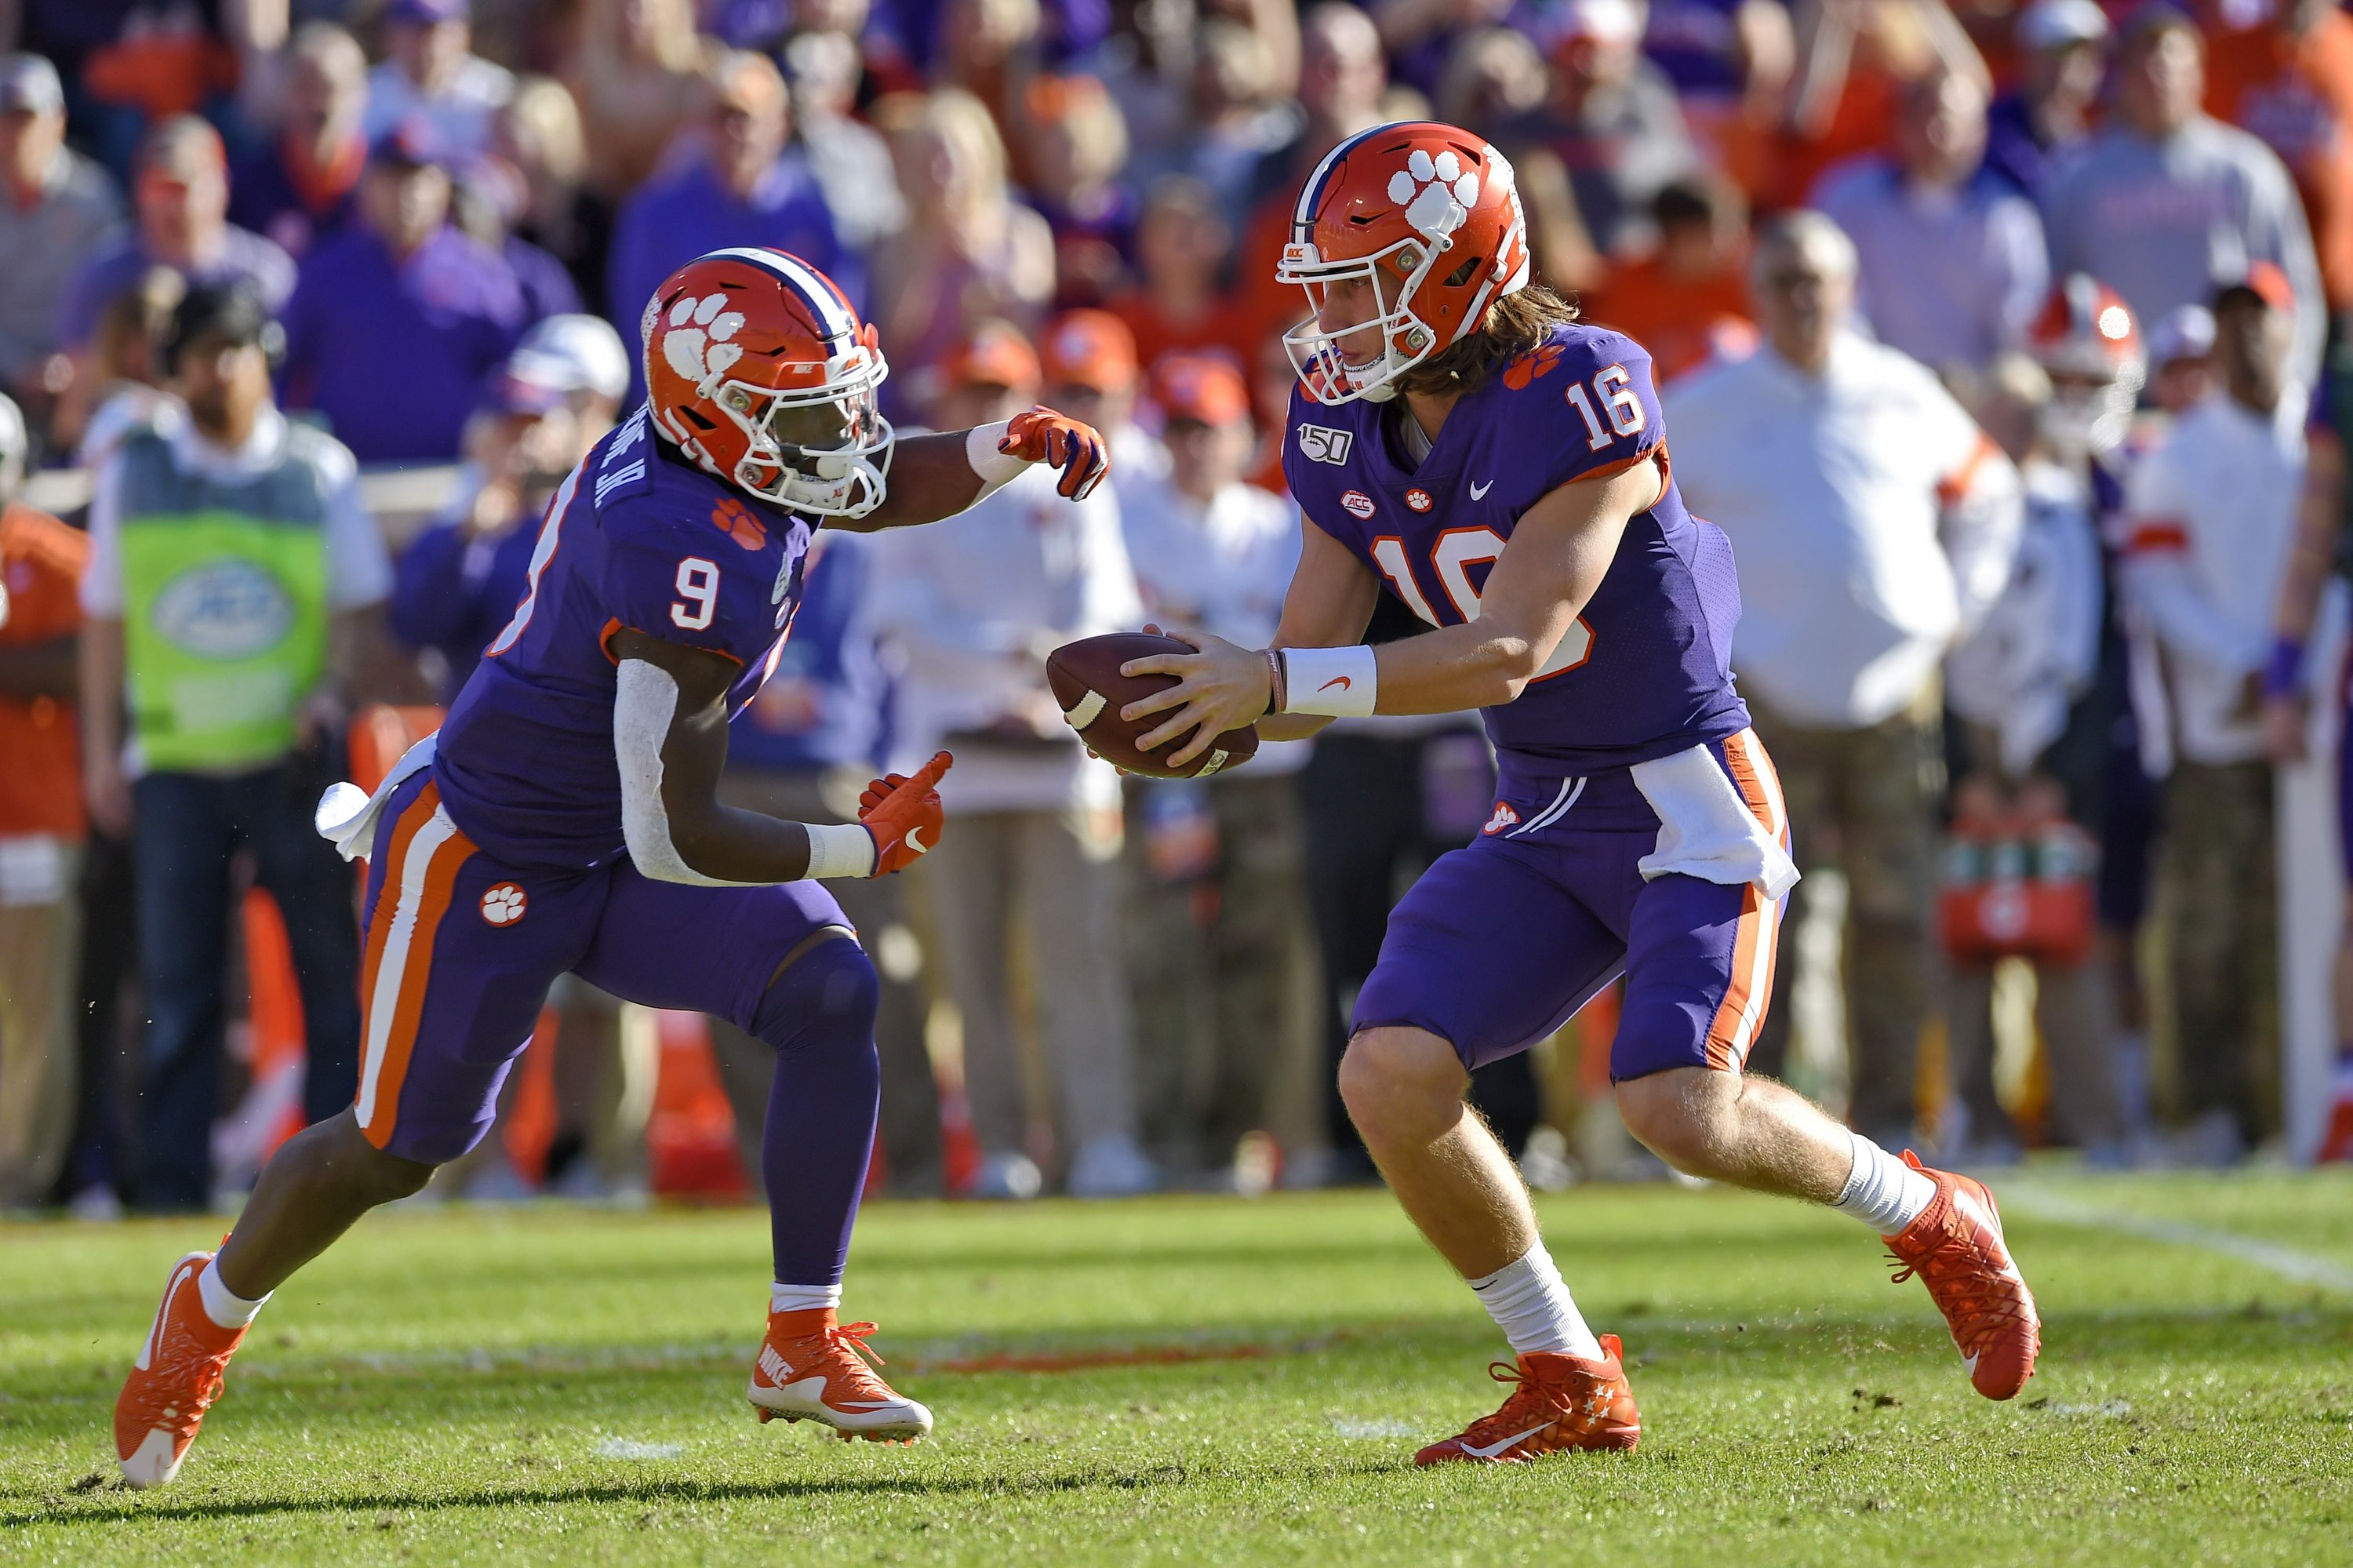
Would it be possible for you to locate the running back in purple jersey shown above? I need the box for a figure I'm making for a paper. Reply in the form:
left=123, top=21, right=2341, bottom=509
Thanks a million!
left=432, top=404, right=815, bottom=868
left=1281, top=320, right=1749, bottom=772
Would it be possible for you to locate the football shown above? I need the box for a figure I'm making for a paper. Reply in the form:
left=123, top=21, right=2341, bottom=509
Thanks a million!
left=1046, top=631, right=1261, bottom=780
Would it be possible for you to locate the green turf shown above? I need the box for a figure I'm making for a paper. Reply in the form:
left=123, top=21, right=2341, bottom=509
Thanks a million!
left=5, top=1170, right=2351, bottom=1565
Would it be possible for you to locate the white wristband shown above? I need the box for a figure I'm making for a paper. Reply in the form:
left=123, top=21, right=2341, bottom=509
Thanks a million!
left=1278, top=645, right=1378, bottom=718
left=966, top=420, right=1028, bottom=500
left=803, top=822, right=878, bottom=879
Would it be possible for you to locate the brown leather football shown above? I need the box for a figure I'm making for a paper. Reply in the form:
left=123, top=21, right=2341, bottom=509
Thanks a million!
left=1046, top=631, right=1261, bottom=780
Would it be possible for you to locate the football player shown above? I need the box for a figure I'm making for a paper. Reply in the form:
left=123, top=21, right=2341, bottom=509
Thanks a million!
left=112, top=247, right=1111, bottom=1486
left=1122, top=122, right=2042, bottom=1462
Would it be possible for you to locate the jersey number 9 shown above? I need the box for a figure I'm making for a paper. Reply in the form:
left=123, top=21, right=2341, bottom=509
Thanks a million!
left=672, top=558, right=721, bottom=631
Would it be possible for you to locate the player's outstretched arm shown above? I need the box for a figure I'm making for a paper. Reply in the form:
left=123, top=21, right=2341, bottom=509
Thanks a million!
left=825, top=407, right=1108, bottom=533
left=1118, top=458, right=1658, bottom=769
left=609, top=628, right=947, bottom=881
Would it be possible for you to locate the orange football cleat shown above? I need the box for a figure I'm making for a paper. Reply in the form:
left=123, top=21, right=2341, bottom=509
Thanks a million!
left=747, top=1308, right=933, bottom=1442
left=1413, top=1335, right=1642, bottom=1465
left=1884, top=1151, right=2042, bottom=1399
left=115, top=1251, right=250, bottom=1488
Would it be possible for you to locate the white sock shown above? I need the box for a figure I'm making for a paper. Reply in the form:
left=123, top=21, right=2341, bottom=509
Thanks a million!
left=197, top=1257, right=269, bottom=1330
left=770, top=1282, right=843, bottom=1315
left=1467, top=1242, right=1605, bottom=1360
left=1831, top=1130, right=1937, bottom=1235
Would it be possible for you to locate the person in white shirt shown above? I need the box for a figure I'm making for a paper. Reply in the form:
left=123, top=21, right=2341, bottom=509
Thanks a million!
left=2119, top=265, right=2305, bottom=1162
left=362, top=0, right=515, bottom=165
left=865, top=322, right=1154, bottom=1201
left=1668, top=210, right=2024, bottom=1144
left=1115, top=352, right=1311, bottom=1188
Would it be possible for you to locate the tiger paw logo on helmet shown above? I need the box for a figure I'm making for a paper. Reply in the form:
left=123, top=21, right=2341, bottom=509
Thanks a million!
left=1385, top=148, right=1481, bottom=236
left=660, top=293, right=748, bottom=394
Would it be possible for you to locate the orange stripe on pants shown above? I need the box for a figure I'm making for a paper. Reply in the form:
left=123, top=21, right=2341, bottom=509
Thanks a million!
left=356, top=783, right=478, bottom=1149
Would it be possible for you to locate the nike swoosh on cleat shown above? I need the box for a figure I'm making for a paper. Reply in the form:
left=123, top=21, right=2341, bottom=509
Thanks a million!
left=1962, top=1352, right=1980, bottom=1377
left=1470, top=478, right=1493, bottom=499
left=1318, top=675, right=1353, bottom=692
left=1458, top=1423, right=1551, bottom=1460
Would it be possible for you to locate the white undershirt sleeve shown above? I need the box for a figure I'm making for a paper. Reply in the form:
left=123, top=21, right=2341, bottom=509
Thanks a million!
left=615, top=658, right=765, bottom=886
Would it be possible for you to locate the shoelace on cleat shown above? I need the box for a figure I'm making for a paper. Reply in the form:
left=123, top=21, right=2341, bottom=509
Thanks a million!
left=778, top=1319, right=899, bottom=1404
left=1886, top=1230, right=2036, bottom=1358
left=125, top=1326, right=239, bottom=1440
left=1454, top=1361, right=1573, bottom=1448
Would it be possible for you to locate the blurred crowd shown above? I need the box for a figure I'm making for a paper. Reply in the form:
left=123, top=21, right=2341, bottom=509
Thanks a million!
left=3, top=0, right=2352, bottom=1216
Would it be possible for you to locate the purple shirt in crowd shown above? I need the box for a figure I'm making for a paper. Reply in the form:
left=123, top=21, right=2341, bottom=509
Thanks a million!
left=56, top=226, right=296, bottom=352
left=278, top=224, right=535, bottom=462
left=228, top=144, right=363, bottom=260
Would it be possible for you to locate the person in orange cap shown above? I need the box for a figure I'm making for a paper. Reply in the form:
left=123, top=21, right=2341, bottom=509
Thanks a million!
left=1118, top=351, right=1313, bottom=1189
left=1041, top=308, right=1170, bottom=513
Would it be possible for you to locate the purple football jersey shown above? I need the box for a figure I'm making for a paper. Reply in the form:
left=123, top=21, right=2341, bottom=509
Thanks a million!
left=1282, top=321, right=1748, bottom=772
left=432, top=406, right=813, bottom=868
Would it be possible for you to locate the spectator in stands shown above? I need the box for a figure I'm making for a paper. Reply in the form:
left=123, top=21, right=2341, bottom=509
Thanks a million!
left=1943, top=351, right=2128, bottom=1164
left=1023, top=75, right=1139, bottom=310
left=1107, top=174, right=1250, bottom=374
left=1576, top=173, right=1755, bottom=384
left=2122, top=265, right=2306, bottom=1163
left=707, top=530, right=944, bottom=1197
left=2042, top=6, right=2325, bottom=380
left=1147, top=17, right=1300, bottom=212
left=1435, top=24, right=1551, bottom=139
left=0, top=392, right=88, bottom=1211
left=448, top=163, right=584, bottom=320
left=231, top=24, right=369, bottom=261
left=564, top=0, right=711, bottom=199
left=2148, top=302, right=2216, bottom=413
left=0, top=55, right=123, bottom=434
left=278, top=126, right=534, bottom=462
left=363, top=0, right=516, bottom=163
left=493, top=77, right=613, bottom=320
left=55, top=118, right=295, bottom=446
left=74, top=266, right=180, bottom=467
left=1668, top=212, right=2023, bottom=1147
left=866, top=321, right=1151, bottom=1200
left=869, top=89, right=1053, bottom=391
left=1811, top=68, right=2049, bottom=373
left=512, top=311, right=631, bottom=440
left=1040, top=307, right=1170, bottom=515
left=933, top=0, right=1049, bottom=131
left=1777, top=0, right=1989, bottom=211
left=1249, top=3, right=1389, bottom=208
left=78, top=282, right=389, bottom=1210
left=1642, top=0, right=1795, bottom=193
left=1504, top=0, right=1698, bottom=259
left=1118, top=353, right=1311, bottom=1187
left=1983, top=0, right=2108, bottom=197
left=784, top=29, right=909, bottom=260
left=608, top=51, right=854, bottom=362
left=2206, top=0, right=2353, bottom=342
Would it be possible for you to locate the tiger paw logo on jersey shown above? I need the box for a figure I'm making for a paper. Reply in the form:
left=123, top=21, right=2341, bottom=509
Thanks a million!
left=1504, top=344, right=1564, bottom=390
left=1406, top=489, right=1433, bottom=512
left=659, top=292, right=749, bottom=394
left=1482, top=802, right=1519, bottom=836
left=1385, top=148, right=1482, bottom=238
left=711, top=496, right=769, bottom=551
left=1341, top=489, right=1377, bottom=518
left=481, top=884, right=528, bottom=926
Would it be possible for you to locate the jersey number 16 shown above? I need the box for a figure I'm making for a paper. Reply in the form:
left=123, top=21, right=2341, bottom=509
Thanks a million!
left=1370, top=529, right=1595, bottom=683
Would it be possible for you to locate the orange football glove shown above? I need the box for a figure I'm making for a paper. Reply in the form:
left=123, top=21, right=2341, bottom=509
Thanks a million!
left=1001, top=406, right=1110, bottom=500
left=858, top=751, right=951, bottom=875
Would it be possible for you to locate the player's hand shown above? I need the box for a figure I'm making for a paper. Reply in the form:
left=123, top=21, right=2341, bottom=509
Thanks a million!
left=857, top=751, right=951, bottom=875
left=2263, top=694, right=2311, bottom=763
left=1001, top=406, right=1109, bottom=500
left=1118, top=628, right=1271, bottom=772
left=85, top=751, right=133, bottom=839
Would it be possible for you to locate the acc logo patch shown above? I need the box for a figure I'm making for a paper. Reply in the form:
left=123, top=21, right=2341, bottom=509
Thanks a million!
left=481, top=884, right=528, bottom=926
left=1296, top=424, right=1354, bottom=465
left=151, top=561, right=295, bottom=659
left=1482, top=802, right=1519, bottom=836
left=1340, top=489, right=1377, bottom=519
left=712, top=496, right=769, bottom=551
left=1405, top=489, right=1434, bottom=512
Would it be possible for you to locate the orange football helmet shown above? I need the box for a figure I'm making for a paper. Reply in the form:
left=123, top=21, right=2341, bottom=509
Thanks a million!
left=640, top=247, right=893, bottom=517
left=2026, top=274, right=2144, bottom=459
left=1278, top=121, right=1533, bottom=406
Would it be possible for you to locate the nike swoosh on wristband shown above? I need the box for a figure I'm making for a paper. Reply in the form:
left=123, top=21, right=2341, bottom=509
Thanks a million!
left=1458, top=1423, right=1551, bottom=1459
left=1470, top=478, right=1493, bottom=499
left=1319, top=675, right=1353, bottom=692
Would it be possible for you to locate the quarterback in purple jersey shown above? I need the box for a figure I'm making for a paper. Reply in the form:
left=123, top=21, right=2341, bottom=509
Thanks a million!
left=113, top=247, right=1115, bottom=1487
left=1126, top=122, right=2044, bottom=1463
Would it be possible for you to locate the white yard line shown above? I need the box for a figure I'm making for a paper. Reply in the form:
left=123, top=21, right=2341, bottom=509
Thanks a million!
left=2001, top=1186, right=2353, bottom=1294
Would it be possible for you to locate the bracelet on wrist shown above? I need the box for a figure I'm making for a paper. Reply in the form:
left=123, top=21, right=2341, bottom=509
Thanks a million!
left=1264, top=647, right=1286, bottom=715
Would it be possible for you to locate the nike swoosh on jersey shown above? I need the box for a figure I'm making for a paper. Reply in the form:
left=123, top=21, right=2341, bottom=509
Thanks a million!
left=1319, top=675, right=1354, bottom=692
left=1458, top=1422, right=1552, bottom=1459
left=1470, top=478, right=1494, bottom=499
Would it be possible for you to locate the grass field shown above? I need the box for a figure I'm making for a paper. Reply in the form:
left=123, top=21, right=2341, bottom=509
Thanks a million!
left=4, top=1170, right=2351, bottom=1566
